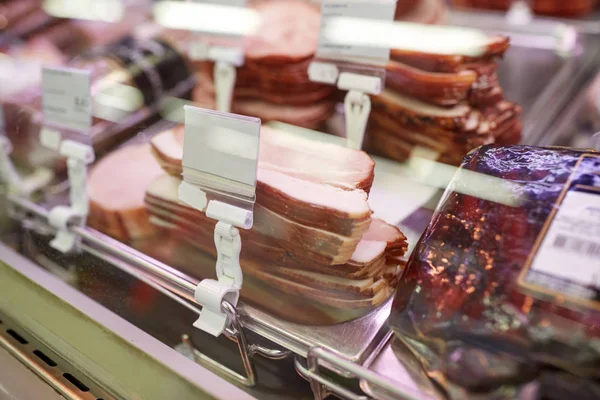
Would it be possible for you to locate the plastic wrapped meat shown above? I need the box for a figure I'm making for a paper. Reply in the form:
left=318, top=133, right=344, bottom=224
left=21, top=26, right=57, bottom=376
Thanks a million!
left=390, top=145, right=600, bottom=399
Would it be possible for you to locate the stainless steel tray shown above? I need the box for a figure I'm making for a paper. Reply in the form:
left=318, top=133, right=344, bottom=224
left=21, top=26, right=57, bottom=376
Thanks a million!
left=361, top=335, right=443, bottom=400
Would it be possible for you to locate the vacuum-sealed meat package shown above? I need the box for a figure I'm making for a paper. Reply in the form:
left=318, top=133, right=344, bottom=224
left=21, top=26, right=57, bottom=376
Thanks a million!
left=390, top=145, right=600, bottom=399
left=2, top=35, right=194, bottom=171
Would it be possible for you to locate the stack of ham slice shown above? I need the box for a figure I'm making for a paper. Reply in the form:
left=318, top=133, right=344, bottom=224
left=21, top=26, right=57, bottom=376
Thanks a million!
left=394, top=0, right=446, bottom=24
left=142, top=125, right=408, bottom=309
left=366, top=33, right=522, bottom=165
left=192, top=0, right=336, bottom=129
left=453, top=0, right=598, bottom=17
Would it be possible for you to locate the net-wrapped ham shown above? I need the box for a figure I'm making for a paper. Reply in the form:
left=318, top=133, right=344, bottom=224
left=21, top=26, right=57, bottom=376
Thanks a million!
left=390, top=145, right=600, bottom=399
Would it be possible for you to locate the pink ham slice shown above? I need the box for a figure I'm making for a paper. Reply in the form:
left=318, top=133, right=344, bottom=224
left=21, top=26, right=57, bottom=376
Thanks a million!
left=145, top=173, right=371, bottom=265
left=150, top=125, right=375, bottom=192
left=87, top=144, right=165, bottom=241
left=243, top=0, right=320, bottom=63
left=143, top=175, right=402, bottom=307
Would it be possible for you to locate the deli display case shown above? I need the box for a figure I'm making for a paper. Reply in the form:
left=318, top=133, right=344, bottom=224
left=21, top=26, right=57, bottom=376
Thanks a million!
left=1, top=1, right=600, bottom=400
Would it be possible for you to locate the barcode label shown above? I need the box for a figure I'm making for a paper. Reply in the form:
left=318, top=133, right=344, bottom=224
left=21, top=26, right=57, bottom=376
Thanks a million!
left=553, top=235, right=600, bottom=259
left=522, top=155, right=600, bottom=309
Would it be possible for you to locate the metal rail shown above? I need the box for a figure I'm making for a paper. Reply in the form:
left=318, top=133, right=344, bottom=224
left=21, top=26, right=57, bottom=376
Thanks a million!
left=7, top=193, right=419, bottom=400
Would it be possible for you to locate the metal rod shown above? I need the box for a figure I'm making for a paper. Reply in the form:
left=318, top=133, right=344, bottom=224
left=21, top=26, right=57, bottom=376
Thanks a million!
left=82, top=244, right=203, bottom=316
left=9, top=194, right=199, bottom=296
left=295, top=357, right=365, bottom=400
left=75, top=228, right=198, bottom=295
left=249, top=344, right=292, bottom=360
left=307, top=347, right=422, bottom=400
left=180, top=301, right=257, bottom=387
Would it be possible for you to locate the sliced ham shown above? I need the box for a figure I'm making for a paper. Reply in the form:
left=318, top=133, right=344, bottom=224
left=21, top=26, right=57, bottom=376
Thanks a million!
left=243, top=0, right=320, bottom=63
left=150, top=125, right=375, bottom=192
left=391, top=35, right=510, bottom=73
left=395, top=0, right=446, bottom=24
left=145, top=171, right=371, bottom=265
left=87, top=144, right=165, bottom=241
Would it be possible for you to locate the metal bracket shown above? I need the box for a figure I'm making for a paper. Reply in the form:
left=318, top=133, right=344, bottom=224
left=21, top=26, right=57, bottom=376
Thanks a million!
left=295, top=347, right=421, bottom=400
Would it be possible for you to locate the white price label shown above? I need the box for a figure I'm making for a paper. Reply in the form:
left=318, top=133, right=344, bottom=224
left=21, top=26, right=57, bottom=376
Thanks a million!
left=42, top=67, right=92, bottom=133
left=317, top=0, right=396, bottom=64
left=182, top=106, right=260, bottom=197
left=521, top=154, right=600, bottom=309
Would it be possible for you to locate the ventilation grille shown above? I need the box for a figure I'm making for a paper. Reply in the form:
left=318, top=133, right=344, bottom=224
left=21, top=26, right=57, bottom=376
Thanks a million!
left=0, top=312, right=115, bottom=400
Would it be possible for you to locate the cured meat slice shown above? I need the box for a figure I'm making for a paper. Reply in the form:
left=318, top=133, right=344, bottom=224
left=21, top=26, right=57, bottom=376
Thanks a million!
left=453, top=0, right=598, bottom=17
left=366, top=91, right=521, bottom=164
left=232, top=100, right=334, bottom=129
left=395, top=0, right=446, bottom=24
left=145, top=171, right=371, bottom=265
left=144, top=179, right=401, bottom=308
left=87, top=144, right=165, bottom=241
left=386, top=60, right=477, bottom=106
left=372, top=90, right=521, bottom=135
left=243, top=0, right=320, bottom=63
left=150, top=125, right=375, bottom=191
left=362, top=218, right=408, bottom=259
left=391, top=35, right=510, bottom=73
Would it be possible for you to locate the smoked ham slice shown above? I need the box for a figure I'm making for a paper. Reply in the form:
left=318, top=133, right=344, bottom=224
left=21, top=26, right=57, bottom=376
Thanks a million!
left=390, top=35, right=510, bottom=73
left=191, top=0, right=335, bottom=127
left=453, top=0, right=598, bottom=17
left=150, top=125, right=375, bottom=192
left=243, top=0, right=320, bottom=63
left=87, top=144, right=165, bottom=241
left=145, top=170, right=371, bottom=265
left=143, top=174, right=403, bottom=307
left=367, top=24, right=521, bottom=166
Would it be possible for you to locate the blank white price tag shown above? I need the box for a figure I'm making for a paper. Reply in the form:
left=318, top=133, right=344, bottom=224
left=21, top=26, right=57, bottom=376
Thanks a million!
left=42, top=66, right=92, bottom=133
left=182, top=106, right=260, bottom=198
left=317, top=0, right=396, bottom=63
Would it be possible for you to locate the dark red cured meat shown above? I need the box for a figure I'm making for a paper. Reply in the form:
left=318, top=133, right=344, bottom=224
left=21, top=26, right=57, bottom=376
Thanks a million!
left=390, top=145, right=600, bottom=398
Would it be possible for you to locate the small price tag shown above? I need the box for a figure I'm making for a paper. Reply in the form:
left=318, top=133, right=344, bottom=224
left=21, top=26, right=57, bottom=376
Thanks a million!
left=182, top=106, right=260, bottom=199
left=42, top=66, right=92, bottom=133
left=317, top=0, right=396, bottom=63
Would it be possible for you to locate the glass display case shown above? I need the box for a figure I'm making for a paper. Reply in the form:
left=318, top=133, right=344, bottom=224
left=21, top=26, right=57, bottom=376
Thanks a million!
left=1, top=1, right=599, bottom=399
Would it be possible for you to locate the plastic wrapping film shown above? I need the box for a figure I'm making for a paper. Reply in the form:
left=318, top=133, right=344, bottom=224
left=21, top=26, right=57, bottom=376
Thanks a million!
left=1, top=34, right=194, bottom=171
left=82, top=123, right=409, bottom=325
left=390, top=145, right=600, bottom=399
